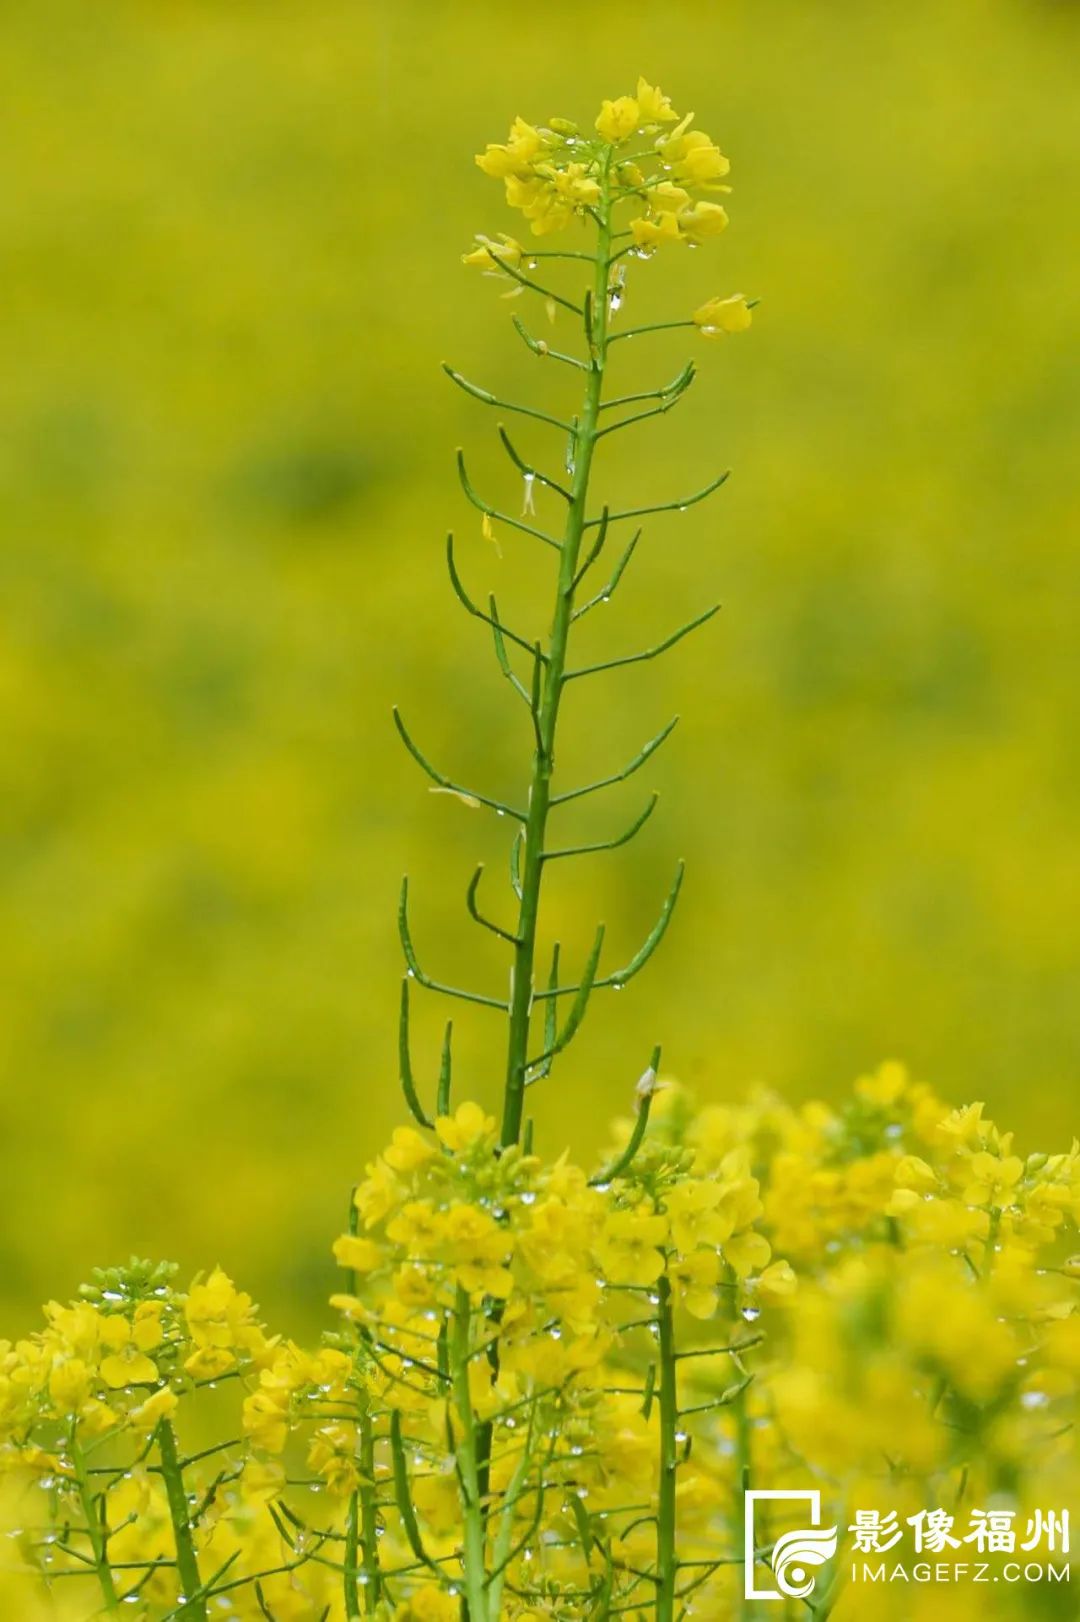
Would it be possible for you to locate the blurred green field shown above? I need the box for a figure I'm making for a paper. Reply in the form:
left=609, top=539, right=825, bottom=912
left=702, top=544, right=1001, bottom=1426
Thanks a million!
left=1, top=0, right=1077, bottom=1336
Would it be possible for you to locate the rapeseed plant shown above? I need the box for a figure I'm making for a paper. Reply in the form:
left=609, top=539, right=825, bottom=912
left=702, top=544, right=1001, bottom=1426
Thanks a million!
left=1, top=81, right=1077, bottom=1622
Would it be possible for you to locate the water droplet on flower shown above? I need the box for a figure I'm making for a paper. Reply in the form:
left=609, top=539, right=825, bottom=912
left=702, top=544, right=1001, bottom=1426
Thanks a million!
left=741, top=1306, right=761, bottom=1322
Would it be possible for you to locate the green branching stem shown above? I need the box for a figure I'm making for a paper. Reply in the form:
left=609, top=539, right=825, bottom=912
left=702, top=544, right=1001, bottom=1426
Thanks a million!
left=344, top=1188, right=381, bottom=1617
left=156, top=1419, right=207, bottom=1621
left=501, top=156, right=616, bottom=1147
left=727, top=1266, right=755, bottom=1622
left=71, top=1432, right=121, bottom=1614
left=425, top=144, right=719, bottom=1148
left=452, top=1289, right=491, bottom=1622
left=655, top=1275, right=678, bottom=1622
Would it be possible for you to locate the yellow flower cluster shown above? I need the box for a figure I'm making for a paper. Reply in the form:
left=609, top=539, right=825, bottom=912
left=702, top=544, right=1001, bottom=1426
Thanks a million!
left=472, top=78, right=731, bottom=251
left=465, top=80, right=752, bottom=347
left=0, top=1262, right=264, bottom=1464
left=0, top=1070, right=1078, bottom=1617
left=0, top=1260, right=343, bottom=1617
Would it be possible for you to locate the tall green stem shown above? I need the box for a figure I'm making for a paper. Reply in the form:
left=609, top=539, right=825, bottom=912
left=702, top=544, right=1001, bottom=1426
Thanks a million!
left=501, top=158, right=614, bottom=1148
left=156, top=1418, right=207, bottom=1621
left=71, top=1434, right=121, bottom=1614
left=655, top=1274, right=678, bottom=1622
left=344, top=1491, right=362, bottom=1621
left=452, top=1289, right=490, bottom=1622
left=344, top=1389, right=380, bottom=1617
left=728, top=1269, right=754, bottom=1622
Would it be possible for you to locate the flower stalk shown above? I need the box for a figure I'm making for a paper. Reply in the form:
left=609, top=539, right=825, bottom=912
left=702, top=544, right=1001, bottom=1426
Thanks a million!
left=155, top=1418, right=207, bottom=1621
left=71, top=1433, right=121, bottom=1615
left=654, top=1274, right=678, bottom=1622
left=501, top=155, right=615, bottom=1149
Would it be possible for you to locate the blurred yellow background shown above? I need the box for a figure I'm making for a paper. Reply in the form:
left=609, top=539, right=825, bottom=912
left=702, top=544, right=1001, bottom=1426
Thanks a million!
left=2, top=0, right=1077, bottom=1335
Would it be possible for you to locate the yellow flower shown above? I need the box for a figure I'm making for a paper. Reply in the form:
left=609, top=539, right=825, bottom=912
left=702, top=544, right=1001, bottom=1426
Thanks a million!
left=239, top=1457, right=286, bottom=1505
left=678, top=200, right=730, bottom=243
left=461, top=232, right=524, bottom=272
left=962, top=1150, right=1024, bottom=1208
left=332, top=1234, right=383, bottom=1274
left=856, top=1059, right=909, bottom=1107
left=693, top=294, right=752, bottom=337
left=889, top=1192, right=990, bottom=1250
left=392, top=1264, right=436, bottom=1310
left=77, top=1398, right=117, bottom=1438
left=129, top=1387, right=178, bottom=1435
left=243, top=1381, right=291, bottom=1454
left=936, top=1100, right=993, bottom=1151
left=411, top=1470, right=460, bottom=1536
left=714, top=1156, right=765, bottom=1239
left=893, top=1153, right=938, bottom=1193
left=183, top=1344, right=235, bottom=1380
left=42, top=1301, right=102, bottom=1360
left=505, top=163, right=600, bottom=236
left=394, top=1586, right=459, bottom=1622
left=664, top=1180, right=725, bottom=1253
left=184, top=1268, right=257, bottom=1355
left=630, top=211, right=682, bottom=250
left=668, top=1250, right=720, bottom=1319
left=435, top=1101, right=495, bottom=1153
left=636, top=77, right=679, bottom=125
left=723, top=1229, right=771, bottom=1278
left=308, top=1422, right=360, bottom=1497
left=441, top=1204, right=513, bottom=1298
left=387, top=1200, right=443, bottom=1254
left=383, top=1126, right=438, bottom=1173
left=651, top=179, right=692, bottom=211
left=47, top=1357, right=93, bottom=1413
left=662, top=125, right=731, bottom=186
left=594, top=1207, right=668, bottom=1286
left=594, top=1394, right=656, bottom=1486
left=755, top=1260, right=798, bottom=1299
left=475, top=117, right=546, bottom=179
left=465, top=1358, right=516, bottom=1422
left=354, top=1159, right=398, bottom=1227
left=99, top=1311, right=162, bottom=1389
left=595, top=96, right=640, bottom=144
